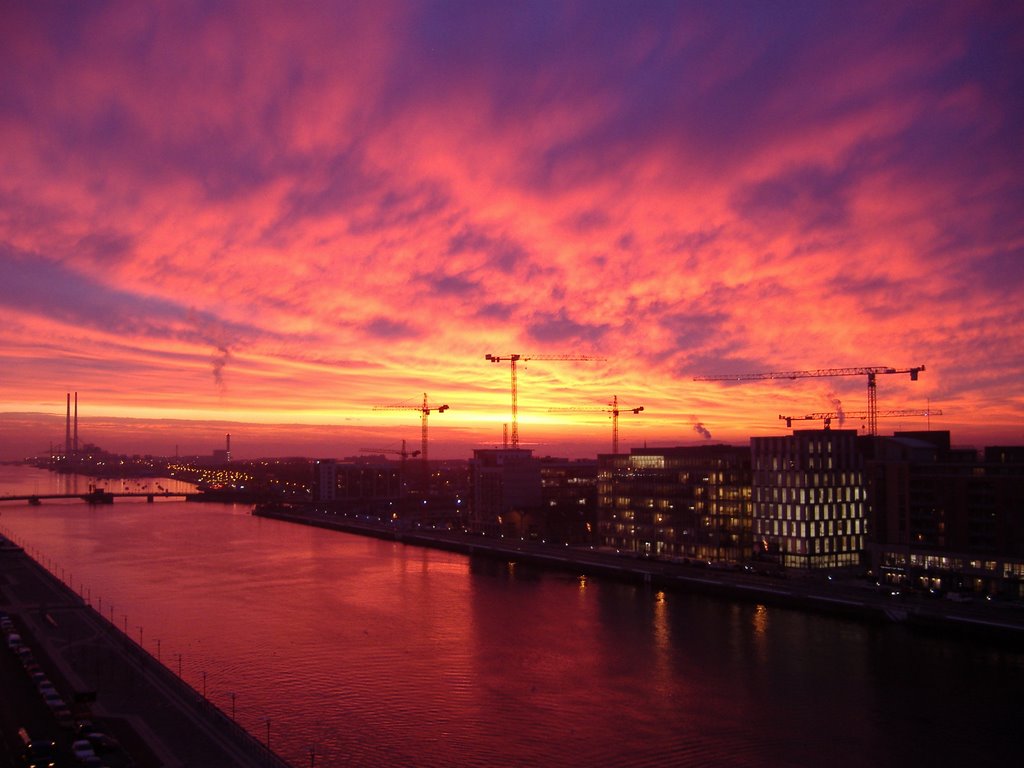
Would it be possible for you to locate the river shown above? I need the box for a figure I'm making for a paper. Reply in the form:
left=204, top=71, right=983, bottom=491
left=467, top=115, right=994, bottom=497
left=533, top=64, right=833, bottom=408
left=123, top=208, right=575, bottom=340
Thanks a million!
left=0, top=465, right=1020, bottom=767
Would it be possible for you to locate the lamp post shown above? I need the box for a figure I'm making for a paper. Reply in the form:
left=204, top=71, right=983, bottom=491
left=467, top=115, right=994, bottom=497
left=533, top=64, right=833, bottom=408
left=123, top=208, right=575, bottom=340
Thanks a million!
left=229, top=691, right=236, bottom=720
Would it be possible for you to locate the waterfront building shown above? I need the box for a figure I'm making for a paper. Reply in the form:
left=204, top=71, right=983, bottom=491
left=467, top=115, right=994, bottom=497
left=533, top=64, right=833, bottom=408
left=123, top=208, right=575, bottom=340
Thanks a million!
left=751, top=430, right=867, bottom=570
left=312, top=458, right=402, bottom=506
left=596, top=445, right=752, bottom=561
left=539, top=457, right=599, bottom=544
left=865, top=433, right=1024, bottom=597
left=468, top=448, right=541, bottom=536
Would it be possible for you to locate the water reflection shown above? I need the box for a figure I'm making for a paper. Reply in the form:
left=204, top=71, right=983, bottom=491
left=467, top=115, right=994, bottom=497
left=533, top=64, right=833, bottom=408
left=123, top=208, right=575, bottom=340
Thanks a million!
left=1, top=465, right=1022, bottom=767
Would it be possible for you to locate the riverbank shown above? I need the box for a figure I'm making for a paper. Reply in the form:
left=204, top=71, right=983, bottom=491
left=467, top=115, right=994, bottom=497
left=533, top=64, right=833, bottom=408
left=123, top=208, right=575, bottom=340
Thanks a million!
left=255, top=506, right=1024, bottom=641
left=0, top=532, right=294, bottom=768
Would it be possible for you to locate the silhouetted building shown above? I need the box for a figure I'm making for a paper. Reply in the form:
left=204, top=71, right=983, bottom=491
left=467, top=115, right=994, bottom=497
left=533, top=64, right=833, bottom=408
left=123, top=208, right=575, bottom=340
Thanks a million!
left=469, top=448, right=541, bottom=535
left=751, top=430, right=867, bottom=570
left=865, top=433, right=1024, bottom=597
left=539, top=457, right=599, bottom=544
left=313, top=458, right=402, bottom=505
left=596, top=445, right=752, bottom=561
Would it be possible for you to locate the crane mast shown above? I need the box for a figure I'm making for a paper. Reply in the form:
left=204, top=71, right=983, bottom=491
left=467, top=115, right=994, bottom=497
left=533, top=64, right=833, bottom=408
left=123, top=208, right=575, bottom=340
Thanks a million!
left=549, top=395, right=644, bottom=453
left=695, top=365, right=925, bottom=436
left=373, top=393, right=449, bottom=485
left=485, top=353, right=604, bottom=448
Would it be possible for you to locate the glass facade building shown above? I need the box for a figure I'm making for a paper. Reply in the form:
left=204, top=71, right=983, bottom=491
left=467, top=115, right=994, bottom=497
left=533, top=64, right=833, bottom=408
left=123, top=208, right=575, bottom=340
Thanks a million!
left=596, top=445, right=752, bottom=562
left=751, top=430, right=867, bottom=570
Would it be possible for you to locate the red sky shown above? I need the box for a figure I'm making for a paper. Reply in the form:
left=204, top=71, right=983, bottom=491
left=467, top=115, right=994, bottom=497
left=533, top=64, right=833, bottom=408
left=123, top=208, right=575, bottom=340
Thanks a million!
left=2, top=1, right=1022, bottom=460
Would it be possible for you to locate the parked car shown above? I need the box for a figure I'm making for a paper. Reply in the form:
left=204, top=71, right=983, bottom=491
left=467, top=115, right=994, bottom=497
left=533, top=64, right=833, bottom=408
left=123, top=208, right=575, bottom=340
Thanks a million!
left=42, top=690, right=67, bottom=710
left=71, top=739, right=98, bottom=761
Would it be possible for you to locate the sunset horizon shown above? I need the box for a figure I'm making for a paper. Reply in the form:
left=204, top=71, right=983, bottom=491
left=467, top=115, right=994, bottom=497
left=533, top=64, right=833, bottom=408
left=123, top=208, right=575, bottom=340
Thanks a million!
left=3, top=2, right=1021, bottom=461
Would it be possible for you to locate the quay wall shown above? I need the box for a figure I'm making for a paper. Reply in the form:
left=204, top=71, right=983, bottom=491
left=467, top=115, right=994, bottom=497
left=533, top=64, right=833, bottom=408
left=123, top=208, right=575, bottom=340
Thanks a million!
left=0, top=531, right=294, bottom=768
left=254, top=507, right=1024, bottom=642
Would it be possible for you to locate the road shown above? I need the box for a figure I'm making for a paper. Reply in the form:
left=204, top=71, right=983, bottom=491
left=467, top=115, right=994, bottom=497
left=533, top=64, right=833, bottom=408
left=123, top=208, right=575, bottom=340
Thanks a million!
left=0, top=534, right=293, bottom=768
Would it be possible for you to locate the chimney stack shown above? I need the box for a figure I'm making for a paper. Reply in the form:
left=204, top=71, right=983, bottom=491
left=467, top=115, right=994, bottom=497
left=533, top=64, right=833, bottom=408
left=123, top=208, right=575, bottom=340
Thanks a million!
left=74, top=392, right=78, bottom=455
left=65, top=393, right=71, bottom=456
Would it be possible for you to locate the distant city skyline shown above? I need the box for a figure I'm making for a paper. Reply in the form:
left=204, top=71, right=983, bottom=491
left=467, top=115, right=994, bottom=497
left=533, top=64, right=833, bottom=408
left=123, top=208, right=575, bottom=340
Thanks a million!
left=2, top=3, right=1022, bottom=458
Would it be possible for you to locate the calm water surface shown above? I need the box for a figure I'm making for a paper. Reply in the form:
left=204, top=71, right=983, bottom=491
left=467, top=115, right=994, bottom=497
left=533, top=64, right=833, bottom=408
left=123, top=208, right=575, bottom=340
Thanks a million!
left=1, top=466, right=1021, bottom=767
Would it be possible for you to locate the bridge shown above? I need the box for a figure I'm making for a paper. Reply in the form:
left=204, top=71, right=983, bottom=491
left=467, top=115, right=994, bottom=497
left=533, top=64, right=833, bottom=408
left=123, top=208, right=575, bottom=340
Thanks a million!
left=0, top=489, right=192, bottom=505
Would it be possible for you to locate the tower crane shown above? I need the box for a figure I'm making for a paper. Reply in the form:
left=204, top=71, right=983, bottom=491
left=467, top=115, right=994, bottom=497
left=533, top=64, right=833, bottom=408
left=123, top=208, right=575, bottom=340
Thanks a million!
left=360, top=440, right=422, bottom=496
left=373, top=393, right=449, bottom=477
left=360, top=439, right=421, bottom=463
left=694, top=365, right=925, bottom=436
left=779, top=408, right=942, bottom=430
left=549, top=395, right=644, bottom=454
left=485, top=353, right=605, bottom=448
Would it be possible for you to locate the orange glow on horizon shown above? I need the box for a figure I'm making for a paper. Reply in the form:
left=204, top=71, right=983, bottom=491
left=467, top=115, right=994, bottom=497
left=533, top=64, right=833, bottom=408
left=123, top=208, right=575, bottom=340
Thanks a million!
left=1, top=3, right=1022, bottom=460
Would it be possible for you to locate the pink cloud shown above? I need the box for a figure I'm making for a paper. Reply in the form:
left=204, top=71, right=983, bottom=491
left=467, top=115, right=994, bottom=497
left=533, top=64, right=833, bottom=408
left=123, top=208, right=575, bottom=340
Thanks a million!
left=0, top=2, right=1021, bottom=458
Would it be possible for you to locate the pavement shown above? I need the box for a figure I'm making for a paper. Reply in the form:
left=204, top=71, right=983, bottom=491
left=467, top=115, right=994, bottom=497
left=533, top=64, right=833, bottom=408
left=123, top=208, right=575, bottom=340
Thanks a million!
left=0, top=534, right=294, bottom=768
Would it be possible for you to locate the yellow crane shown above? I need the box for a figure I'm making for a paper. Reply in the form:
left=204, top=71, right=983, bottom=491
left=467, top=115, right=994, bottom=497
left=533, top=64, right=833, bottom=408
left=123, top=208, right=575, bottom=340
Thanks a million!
left=360, top=440, right=422, bottom=496
left=694, top=365, right=925, bottom=436
left=778, top=408, right=942, bottom=430
left=485, top=353, right=605, bottom=448
left=549, top=395, right=644, bottom=454
left=373, top=393, right=449, bottom=476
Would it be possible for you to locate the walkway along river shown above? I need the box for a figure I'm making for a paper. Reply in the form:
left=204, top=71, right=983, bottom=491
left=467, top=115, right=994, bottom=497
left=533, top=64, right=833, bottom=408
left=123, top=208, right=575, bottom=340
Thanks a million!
left=1, top=466, right=1022, bottom=767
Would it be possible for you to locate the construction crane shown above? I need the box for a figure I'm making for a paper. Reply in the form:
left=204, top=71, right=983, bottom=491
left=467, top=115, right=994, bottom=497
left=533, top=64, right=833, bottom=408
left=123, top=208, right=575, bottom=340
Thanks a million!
left=779, top=408, right=942, bottom=430
left=373, top=393, right=449, bottom=472
left=694, top=365, right=925, bottom=436
left=360, top=440, right=421, bottom=463
left=549, top=395, right=644, bottom=454
left=485, top=353, right=605, bottom=448
left=360, top=440, right=421, bottom=496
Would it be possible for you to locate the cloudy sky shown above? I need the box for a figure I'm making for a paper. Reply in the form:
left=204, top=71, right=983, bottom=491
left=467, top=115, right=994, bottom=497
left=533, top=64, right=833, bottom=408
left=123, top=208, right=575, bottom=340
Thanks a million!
left=1, top=1, right=1022, bottom=460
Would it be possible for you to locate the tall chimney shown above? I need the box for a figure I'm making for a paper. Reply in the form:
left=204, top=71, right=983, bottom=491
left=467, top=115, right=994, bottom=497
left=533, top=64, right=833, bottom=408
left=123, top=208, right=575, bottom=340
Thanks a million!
left=226, top=433, right=231, bottom=462
left=65, top=393, right=71, bottom=456
left=73, top=392, right=79, bottom=455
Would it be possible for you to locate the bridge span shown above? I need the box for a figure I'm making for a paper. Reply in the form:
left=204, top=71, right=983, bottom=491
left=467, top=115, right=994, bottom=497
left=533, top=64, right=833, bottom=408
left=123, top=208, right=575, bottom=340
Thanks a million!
left=0, top=489, right=192, bottom=505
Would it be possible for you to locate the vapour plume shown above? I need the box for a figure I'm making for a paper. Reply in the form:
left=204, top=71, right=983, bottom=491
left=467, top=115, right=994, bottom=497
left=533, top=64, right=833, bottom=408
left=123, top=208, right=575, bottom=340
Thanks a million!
left=828, top=392, right=845, bottom=427
left=187, top=309, right=235, bottom=391
left=212, top=344, right=231, bottom=390
left=691, top=418, right=712, bottom=440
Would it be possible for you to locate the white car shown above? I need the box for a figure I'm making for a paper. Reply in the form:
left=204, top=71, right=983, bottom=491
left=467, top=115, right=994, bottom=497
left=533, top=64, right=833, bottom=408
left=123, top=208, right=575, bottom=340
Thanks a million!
left=71, top=739, right=97, bottom=761
left=42, top=690, right=66, bottom=710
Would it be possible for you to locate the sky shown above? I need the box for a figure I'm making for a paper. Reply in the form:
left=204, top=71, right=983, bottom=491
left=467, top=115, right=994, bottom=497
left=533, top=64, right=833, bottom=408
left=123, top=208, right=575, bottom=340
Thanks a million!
left=1, top=0, right=1022, bottom=461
